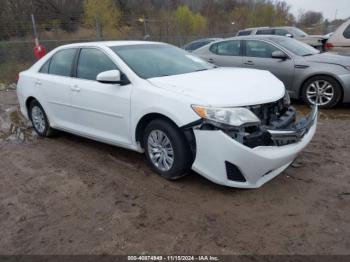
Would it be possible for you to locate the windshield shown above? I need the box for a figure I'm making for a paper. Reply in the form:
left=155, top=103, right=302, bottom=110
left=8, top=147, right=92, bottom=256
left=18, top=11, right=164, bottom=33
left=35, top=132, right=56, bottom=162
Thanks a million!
left=275, top=37, right=319, bottom=56
left=111, top=44, right=214, bottom=79
left=288, top=27, right=308, bottom=37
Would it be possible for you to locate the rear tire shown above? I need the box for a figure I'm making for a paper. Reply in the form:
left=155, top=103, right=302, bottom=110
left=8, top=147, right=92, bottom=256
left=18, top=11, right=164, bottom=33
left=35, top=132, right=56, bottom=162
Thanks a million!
left=301, top=76, right=341, bottom=109
left=29, top=100, right=55, bottom=137
left=143, top=119, right=192, bottom=180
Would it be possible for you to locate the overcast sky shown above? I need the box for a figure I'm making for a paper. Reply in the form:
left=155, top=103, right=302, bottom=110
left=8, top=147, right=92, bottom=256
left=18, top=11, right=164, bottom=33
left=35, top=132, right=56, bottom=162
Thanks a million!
left=284, top=0, right=350, bottom=20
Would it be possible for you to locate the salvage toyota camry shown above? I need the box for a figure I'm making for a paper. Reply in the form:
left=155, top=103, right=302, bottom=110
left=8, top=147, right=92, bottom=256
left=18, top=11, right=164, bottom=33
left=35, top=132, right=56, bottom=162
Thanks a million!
left=17, top=41, right=318, bottom=188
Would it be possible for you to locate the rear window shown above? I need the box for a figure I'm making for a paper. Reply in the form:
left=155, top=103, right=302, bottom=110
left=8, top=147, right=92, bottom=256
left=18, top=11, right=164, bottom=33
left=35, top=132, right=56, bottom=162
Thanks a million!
left=49, top=49, right=77, bottom=77
left=185, top=40, right=212, bottom=51
left=237, top=30, right=252, bottom=36
left=210, top=40, right=241, bottom=56
left=343, top=24, right=350, bottom=39
left=256, top=29, right=274, bottom=35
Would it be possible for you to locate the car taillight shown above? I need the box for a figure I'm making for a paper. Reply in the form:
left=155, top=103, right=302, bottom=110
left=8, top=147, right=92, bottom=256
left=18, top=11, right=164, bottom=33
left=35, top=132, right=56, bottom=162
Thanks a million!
left=325, top=42, right=334, bottom=50
left=16, top=74, right=20, bottom=83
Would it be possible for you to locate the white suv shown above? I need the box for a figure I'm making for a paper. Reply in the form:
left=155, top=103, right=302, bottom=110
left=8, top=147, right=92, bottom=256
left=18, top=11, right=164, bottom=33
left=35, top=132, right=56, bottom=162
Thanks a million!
left=17, top=41, right=317, bottom=188
left=326, top=19, right=350, bottom=54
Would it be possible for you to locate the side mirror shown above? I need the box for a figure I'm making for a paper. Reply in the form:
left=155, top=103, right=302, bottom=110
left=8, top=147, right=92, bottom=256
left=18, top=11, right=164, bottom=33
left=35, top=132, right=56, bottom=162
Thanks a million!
left=272, top=50, right=288, bottom=60
left=285, top=33, right=293, bottom=38
left=97, top=70, right=122, bottom=84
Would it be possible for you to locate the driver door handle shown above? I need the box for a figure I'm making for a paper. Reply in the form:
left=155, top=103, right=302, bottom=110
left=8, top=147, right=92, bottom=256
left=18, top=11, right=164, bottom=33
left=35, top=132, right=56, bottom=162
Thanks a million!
left=208, top=58, right=214, bottom=63
left=244, top=60, right=254, bottom=66
left=70, top=85, right=81, bottom=92
left=35, top=79, right=42, bottom=86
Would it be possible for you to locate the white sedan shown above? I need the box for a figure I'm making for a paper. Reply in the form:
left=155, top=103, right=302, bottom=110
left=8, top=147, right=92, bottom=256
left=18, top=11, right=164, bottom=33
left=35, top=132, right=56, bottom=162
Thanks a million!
left=17, top=41, right=317, bottom=188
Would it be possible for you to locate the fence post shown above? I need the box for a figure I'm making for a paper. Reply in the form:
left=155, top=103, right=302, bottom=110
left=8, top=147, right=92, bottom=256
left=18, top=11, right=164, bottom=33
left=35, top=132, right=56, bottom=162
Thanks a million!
left=95, top=15, right=103, bottom=40
left=31, top=14, right=39, bottom=46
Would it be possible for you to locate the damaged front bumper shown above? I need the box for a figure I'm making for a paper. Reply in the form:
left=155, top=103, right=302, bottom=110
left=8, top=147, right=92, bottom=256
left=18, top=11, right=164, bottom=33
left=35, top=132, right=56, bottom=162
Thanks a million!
left=190, top=106, right=318, bottom=188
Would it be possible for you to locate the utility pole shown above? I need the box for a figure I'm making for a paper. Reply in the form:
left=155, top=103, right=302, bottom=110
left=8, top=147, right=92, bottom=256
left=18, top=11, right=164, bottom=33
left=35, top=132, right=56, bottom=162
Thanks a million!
left=138, top=16, right=150, bottom=40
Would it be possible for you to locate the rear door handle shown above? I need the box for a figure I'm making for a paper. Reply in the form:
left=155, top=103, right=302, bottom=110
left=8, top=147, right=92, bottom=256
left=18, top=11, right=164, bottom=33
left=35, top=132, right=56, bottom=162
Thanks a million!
left=35, top=79, right=42, bottom=86
left=244, top=61, right=254, bottom=66
left=70, top=85, right=81, bottom=92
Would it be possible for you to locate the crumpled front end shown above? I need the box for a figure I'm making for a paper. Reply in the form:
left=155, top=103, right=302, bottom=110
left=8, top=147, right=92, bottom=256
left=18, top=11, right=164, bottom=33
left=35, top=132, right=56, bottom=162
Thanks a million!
left=190, top=99, right=318, bottom=189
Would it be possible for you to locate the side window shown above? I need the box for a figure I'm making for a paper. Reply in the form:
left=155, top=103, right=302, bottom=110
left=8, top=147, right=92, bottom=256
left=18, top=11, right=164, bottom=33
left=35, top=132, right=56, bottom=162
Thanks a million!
left=245, top=40, right=279, bottom=58
left=39, top=59, right=50, bottom=74
left=49, top=49, right=77, bottom=77
left=210, top=41, right=241, bottom=56
left=256, top=29, right=274, bottom=35
left=77, top=48, right=117, bottom=81
left=238, top=30, right=252, bottom=36
left=343, top=24, right=350, bottom=39
left=275, top=29, right=289, bottom=36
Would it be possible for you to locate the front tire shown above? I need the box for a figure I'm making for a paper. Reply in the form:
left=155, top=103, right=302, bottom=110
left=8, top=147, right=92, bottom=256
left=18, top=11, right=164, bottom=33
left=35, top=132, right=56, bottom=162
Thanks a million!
left=29, top=100, right=54, bottom=137
left=301, top=76, right=341, bottom=108
left=143, top=119, right=192, bottom=180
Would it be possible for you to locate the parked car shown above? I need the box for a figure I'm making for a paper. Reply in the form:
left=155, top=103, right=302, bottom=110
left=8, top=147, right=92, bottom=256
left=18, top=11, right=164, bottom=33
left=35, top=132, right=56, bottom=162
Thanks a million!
left=182, top=38, right=222, bottom=52
left=237, top=26, right=325, bottom=50
left=17, top=41, right=317, bottom=189
left=193, top=35, right=350, bottom=108
left=326, top=19, right=350, bottom=55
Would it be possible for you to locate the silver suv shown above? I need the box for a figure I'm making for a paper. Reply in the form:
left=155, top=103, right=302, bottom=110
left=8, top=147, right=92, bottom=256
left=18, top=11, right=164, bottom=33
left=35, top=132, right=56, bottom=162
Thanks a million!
left=237, top=26, right=325, bottom=50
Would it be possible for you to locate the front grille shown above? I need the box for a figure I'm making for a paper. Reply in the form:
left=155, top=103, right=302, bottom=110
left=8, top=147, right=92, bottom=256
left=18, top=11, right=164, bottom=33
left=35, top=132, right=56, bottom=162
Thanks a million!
left=248, top=98, right=288, bottom=126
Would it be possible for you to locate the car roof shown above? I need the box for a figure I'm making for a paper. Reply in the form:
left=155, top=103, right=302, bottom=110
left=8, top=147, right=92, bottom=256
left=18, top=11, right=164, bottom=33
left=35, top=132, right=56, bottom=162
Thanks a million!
left=226, top=35, right=288, bottom=41
left=239, top=27, right=269, bottom=31
left=58, top=40, right=166, bottom=49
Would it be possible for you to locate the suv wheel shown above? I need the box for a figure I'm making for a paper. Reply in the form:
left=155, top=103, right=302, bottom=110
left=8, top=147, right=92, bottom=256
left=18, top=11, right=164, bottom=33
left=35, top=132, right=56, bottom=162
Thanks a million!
left=143, top=119, right=192, bottom=180
left=301, top=76, right=341, bottom=108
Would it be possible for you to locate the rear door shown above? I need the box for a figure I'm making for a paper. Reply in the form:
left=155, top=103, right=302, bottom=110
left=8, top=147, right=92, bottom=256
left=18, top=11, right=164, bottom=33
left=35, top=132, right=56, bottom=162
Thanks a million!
left=202, top=40, right=243, bottom=67
left=242, top=40, right=295, bottom=90
left=70, top=47, right=132, bottom=146
left=38, top=48, right=78, bottom=128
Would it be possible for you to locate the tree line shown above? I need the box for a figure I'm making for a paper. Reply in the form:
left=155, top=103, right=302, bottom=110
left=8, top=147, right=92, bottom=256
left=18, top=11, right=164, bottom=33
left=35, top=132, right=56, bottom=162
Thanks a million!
left=0, top=0, right=344, bottom=42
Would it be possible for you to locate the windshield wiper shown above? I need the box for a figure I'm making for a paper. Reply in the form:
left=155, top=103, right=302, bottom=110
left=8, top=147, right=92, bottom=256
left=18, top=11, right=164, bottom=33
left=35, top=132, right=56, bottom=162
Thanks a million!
left=195, top=68, right=209, bottom=72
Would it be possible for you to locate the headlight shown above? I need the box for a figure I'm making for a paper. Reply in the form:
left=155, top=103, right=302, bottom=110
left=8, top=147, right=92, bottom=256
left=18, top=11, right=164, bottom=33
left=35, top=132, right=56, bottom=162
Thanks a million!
left=283, top=90, right=291, bottom=106
left=192, top=105, right=260, bottom=127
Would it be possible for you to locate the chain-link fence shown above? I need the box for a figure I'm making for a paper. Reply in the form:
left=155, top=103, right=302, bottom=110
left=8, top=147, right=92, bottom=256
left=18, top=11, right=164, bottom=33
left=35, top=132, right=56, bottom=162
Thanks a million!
left=0, top=31, right=234, bottom=84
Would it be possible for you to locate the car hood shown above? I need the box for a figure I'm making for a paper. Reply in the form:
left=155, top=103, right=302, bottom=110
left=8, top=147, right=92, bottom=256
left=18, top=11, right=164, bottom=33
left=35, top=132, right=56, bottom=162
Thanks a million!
left=303, top=52, right=350, bottom=66
left=147, top=68, right=285, bottom=107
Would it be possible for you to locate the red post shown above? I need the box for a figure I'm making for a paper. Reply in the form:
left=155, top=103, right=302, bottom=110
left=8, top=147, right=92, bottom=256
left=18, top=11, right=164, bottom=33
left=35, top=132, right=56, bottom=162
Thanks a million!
left=31, top=14, right=46, bottom=60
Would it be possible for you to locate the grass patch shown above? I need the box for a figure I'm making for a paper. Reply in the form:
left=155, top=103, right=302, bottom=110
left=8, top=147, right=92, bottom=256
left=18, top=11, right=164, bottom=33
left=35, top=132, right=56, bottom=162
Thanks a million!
left=0, top=62, right=31, bottom=85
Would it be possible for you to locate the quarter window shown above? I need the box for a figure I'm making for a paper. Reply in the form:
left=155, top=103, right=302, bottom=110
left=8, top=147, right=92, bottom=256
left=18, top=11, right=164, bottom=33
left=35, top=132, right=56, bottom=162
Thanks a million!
left=343, top=24, right=350, bottom=39
left=49, top=49, right=77, bottom=77
left=237, top=30, right=252, bottom=36
left=256, top=29, right=274, bottom=35
left=245, top=40, right=279, bottom=58
left=210, top=41, right=241, bottom=56
left=39, top=59, right=50, bottom=74
left=275, top=29, right=290, bottom=36
left=77, top=48, right=117, bottom=81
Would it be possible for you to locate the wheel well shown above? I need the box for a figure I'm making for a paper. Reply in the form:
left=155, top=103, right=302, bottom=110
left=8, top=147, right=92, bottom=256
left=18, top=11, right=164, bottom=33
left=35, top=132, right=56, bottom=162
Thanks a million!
left=135, top=113, right=179, bottom=147
left=135, top=113, right=196, bottom=160
left=25, top=97, right=37, bottom=117
left=299, top=74, right=344, bottom=100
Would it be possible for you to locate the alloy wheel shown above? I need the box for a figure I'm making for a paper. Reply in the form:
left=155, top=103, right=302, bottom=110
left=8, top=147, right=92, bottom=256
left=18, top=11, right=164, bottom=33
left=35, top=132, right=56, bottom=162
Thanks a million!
left=147, top=130, right=174, bottom=172
left=306, top=80, right=335, bottom=106
left=31, top=106, right=46, bottom=133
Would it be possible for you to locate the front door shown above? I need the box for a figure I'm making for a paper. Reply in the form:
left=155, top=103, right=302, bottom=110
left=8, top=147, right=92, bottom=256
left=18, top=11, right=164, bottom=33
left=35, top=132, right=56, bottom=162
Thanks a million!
left=70, top=48, right=132, bottom=146
left=243, top=40, right=295, bottom=90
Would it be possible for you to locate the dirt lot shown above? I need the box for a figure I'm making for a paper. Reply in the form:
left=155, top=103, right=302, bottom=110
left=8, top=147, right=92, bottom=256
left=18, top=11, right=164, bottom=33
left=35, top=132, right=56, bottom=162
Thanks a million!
left=0, top=90, right=349, bottom=255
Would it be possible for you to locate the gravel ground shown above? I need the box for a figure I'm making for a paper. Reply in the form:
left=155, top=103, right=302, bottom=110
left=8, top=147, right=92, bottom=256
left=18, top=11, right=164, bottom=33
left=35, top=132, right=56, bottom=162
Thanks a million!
left=0, top=90, right=350, bottom=255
